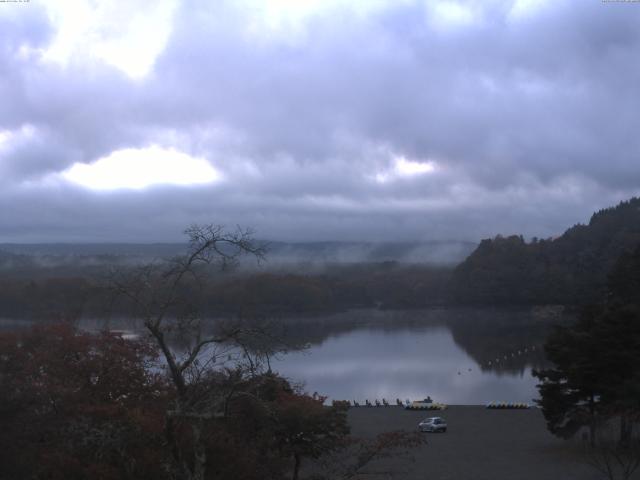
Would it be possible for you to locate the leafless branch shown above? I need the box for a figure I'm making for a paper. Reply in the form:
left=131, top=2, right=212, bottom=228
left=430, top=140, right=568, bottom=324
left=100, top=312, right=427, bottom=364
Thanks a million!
left=106, top=224, right=271, bottom=480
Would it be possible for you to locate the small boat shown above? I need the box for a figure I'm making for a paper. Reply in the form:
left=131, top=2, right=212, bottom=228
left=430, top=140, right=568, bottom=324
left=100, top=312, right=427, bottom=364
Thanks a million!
left=405, top=397, right=446, bottom=410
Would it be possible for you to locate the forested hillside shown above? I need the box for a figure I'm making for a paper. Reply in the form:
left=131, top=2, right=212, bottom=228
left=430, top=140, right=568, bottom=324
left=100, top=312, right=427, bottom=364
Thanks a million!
left=4, top=198, right=640, bottom=318
left=0, top=263, right=452, bottom=321
left=450, top=198, right=640, bottom=305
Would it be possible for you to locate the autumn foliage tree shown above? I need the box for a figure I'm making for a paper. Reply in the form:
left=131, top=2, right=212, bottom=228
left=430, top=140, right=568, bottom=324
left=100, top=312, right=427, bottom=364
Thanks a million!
left=0, top=323, right=167, bottom=480
left=0, top=225, right=426, bottom=480
left=0, top=324, right=357, bottom=480
left=272, top=391, right=350, bottom=480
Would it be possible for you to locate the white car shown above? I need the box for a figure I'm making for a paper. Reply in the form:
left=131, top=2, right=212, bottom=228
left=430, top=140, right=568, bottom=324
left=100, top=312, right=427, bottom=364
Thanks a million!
left=418, top=417, right=447, bottom=433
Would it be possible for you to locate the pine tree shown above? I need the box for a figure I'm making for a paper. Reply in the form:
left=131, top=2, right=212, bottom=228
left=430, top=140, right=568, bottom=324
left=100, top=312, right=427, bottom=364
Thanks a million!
left=535, top=244, right=640, bottom=444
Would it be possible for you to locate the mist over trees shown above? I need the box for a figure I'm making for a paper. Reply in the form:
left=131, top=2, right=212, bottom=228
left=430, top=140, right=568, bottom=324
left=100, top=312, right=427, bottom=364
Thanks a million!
left=0, top=226, right=424, bottom=480
left=3, top=198, right=640, bottom=324
left=0, top=199, right=639, bottom=479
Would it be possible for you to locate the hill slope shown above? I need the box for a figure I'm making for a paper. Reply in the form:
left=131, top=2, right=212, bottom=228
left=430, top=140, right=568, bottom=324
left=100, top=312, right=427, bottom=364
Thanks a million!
left=450, top=198, right=640, bottom=305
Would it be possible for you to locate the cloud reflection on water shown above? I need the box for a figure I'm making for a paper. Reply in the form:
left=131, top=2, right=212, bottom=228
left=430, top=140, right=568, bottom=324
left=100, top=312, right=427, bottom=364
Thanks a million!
left=273, top=322, right=543, bottom=404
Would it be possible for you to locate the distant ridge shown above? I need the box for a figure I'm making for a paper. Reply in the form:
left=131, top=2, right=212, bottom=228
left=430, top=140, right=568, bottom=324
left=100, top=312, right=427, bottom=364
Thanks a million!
left=450, top=197, right=640, bottom=305
left=0, top=243, right=188, bottom=257
left=0, top=240, right=477, bottom=267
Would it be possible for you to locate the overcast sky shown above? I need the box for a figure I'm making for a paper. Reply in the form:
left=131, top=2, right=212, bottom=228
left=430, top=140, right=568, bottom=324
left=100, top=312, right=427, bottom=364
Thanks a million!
left=1, top=0, right=639, bottom=243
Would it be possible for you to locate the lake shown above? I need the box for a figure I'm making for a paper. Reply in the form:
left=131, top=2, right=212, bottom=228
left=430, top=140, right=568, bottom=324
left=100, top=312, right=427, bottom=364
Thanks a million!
left=269, top=307, right=561, bottom=405
left=1, top=306, right=564, bottom=405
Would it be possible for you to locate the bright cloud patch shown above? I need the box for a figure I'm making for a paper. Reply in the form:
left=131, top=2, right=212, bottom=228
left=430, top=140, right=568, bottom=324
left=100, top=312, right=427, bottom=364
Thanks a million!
left=395, top=156, right=436, bottom=176
left=375, top=156, right=437, bottom=183
left=0, top=125, right=37, bottom=156
left=508, top=0, right=551, bottom=21
left=429, top=1, right=476, bottom=29
left=42, top=0, right=177, bottom=78
left=62, top=146, right=221, bottom=190
left=0, top=130, right=10, bottom=149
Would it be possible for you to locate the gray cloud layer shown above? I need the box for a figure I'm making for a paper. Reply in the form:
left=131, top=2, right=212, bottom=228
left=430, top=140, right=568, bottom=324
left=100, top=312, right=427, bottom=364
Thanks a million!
left=1, top=1, right=640, bottom=242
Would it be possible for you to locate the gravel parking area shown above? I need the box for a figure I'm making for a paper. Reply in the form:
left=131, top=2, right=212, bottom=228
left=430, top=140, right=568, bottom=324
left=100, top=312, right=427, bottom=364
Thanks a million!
left=347, top=406, right=616, bottom=480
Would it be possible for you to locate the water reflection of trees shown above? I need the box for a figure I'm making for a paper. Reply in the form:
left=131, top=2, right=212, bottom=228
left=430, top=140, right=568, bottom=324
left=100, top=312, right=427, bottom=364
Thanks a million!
left=445, top=307, right=565, bottom=375
left=76, top=306, right=570, bottom=375
left=262, top=307, right=571, bottom=375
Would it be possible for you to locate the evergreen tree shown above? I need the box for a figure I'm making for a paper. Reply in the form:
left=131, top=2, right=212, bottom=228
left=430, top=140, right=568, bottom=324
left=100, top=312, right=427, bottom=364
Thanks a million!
left=534, top=244, right=640, bottom=444
left=451, top=197, right=640, bottom=305
left=534, top=306, right=605, bottom=444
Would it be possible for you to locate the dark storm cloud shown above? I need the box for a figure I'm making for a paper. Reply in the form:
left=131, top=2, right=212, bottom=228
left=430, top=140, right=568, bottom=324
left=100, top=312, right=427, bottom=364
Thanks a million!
left=1, top=0, right=639, bottom=242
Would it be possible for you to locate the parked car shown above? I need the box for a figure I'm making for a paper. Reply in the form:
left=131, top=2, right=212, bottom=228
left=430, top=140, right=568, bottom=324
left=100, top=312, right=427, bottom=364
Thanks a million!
left=418, top=417, right=447, bottom=433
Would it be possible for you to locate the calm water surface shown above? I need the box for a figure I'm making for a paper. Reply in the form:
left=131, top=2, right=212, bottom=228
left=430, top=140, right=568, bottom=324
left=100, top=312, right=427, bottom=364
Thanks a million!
left=269, top=308, right=559, bottom=405
left=1, top=307, right=561, bottom=405
left=273, top=326, right=536, bottom=404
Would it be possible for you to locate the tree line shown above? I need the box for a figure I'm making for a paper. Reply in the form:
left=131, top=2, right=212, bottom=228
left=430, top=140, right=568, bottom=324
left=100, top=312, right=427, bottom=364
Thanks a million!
left=4, top=197, right=640, bottom=321
left=450, top=197, right=640, bottom=305
left=0, top=262, right=452, bottom=321
left=0, top=225, right=422, bottom=480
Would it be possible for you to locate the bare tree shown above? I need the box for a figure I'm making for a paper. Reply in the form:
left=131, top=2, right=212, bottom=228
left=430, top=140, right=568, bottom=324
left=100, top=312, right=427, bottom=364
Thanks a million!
left=109, top=224, right=267, bottom=480
left=107, top=225, right=424, bottom=480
